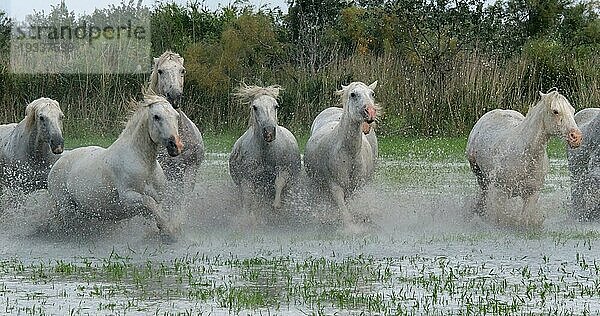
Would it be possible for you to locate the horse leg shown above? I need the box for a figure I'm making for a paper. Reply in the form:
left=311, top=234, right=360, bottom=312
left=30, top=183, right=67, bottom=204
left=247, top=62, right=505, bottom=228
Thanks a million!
left=469, top=159, right=488, bottom=215
left=273, top=170, right=290, bottom=209
left=239, top=179, right=258, bottom=226
left=329, top=182, right=348, bottom=219
left=571, top=177, right=588, bottom=221
left=522, top=192, right=542, bottom=229
left=487, top=185, right=511, bottom=226
left=329, top=182, right=363, bottom=233
left=121, top=190, right=178, bottom=241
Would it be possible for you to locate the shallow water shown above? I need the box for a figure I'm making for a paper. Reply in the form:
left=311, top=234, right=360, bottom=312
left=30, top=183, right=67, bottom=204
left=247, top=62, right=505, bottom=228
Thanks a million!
left=1, top=153, right=599, bottom=315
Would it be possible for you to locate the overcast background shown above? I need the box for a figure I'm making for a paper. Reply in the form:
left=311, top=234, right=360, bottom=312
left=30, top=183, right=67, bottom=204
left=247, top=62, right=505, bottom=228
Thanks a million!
left=2, top=0, right=288, bottom=21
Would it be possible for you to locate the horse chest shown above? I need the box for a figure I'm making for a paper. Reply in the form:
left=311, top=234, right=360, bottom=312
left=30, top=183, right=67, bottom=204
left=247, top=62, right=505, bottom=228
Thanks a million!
left=330, top=154, right=364, bottom=189
left=493, top=156, right=548, bottom=194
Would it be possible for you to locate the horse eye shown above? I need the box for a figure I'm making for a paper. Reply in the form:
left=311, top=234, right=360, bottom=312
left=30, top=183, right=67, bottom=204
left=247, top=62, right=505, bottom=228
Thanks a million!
left=350, top=92, right=356, bottom=98
left=157, top=69, right=163, bottom=75
left=371, top=92, right=375, bottom=98
left=39, top=115, right=45, bottom=121
left=253, top=105, right=258, bottom=111
left=153, top=114, right=161, bottom=121
left=553, top=109, right=559, bottom=115
left=181, top=69, right=186, bottom=75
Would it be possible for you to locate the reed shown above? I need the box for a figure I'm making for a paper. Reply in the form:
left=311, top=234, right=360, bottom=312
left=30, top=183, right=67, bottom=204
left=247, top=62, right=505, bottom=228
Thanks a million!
left=2, top=51, right=599, bottom=138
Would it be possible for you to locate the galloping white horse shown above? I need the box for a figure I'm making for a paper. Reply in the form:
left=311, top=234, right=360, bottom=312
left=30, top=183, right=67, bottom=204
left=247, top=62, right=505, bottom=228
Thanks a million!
left=147, top=51, right=204, bottom=207
left=229, top=84, right=301, bottom=214
left=0, top=97, right=64, bottom=193
left=467, top=90, right=582, bottom=228
left=304, top=81, right=380, bottom=232
left=47, top=95, right=183, bottom=240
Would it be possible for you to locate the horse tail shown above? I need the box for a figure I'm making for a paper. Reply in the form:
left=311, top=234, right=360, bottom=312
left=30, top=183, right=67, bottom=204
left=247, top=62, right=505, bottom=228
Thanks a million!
left=468, top=154, right=488, bottom=191
left=468, top=153, right=489, bottom=215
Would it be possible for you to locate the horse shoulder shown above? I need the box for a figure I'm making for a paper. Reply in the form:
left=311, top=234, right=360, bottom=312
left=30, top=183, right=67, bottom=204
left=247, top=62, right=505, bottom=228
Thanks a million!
left=179, top=111, right=203, bottom=147
left=229, top=129, right=255, bottom=184
left=273, top=126, right=301, bottom=172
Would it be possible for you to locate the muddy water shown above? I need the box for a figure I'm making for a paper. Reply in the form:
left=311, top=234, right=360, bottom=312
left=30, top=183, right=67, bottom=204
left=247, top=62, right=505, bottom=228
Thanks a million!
left=0, top=153, right=599, bottom=314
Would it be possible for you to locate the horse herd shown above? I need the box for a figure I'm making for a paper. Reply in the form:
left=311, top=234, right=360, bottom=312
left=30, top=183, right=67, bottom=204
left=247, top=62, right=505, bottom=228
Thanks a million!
left=0, top=50, right=599, bottom=241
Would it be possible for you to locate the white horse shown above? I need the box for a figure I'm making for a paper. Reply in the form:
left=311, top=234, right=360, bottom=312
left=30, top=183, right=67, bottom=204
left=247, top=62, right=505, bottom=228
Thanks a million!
left=568, top=108, right=600, bottom=220
left=304, top=81, right=380, bottom=232
left=467, top=90, right=582, bottom=228
left=0, top=97, right=64, bottom=193
left=229, top=84, right=301, bottom=214
left=147, top=51, right=204, bottom=207
left=47, top=95, right=183, bottom=240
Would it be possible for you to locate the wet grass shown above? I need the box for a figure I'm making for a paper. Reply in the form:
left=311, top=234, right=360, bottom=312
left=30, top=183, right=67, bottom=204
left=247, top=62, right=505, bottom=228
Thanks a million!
left=2, top=240, right=600, bottom=315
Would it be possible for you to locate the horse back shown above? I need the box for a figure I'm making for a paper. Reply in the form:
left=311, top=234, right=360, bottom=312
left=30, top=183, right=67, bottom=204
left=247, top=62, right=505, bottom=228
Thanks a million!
left=311, top=107, right=343, bottom=134
left=178, top=110, right=204, bottom=161
left=575, top=108, right=600, bottom=131
left=468, top=109, right=523, bottom=153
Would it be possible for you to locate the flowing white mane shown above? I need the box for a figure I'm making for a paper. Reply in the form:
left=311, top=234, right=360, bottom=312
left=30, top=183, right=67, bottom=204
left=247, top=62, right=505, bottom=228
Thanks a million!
left=233, top=83, right=282, bottom=104
left=120, top=95, right=169, bottom=137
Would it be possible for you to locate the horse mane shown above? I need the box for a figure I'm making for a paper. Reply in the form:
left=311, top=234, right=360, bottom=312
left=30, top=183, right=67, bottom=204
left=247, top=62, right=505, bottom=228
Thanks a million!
left=24, top=98, right=59, bottom=128
left=145, top=50, right=184, bottom=94
left=120, top=94, right=168, bottom=137
left=233, top=83, right=282, bottom=128
left=528, top=89, right=568, bottom=115
left=233, top=83, right=282, bottom=104
left=335, top=82, right=383, bottom=122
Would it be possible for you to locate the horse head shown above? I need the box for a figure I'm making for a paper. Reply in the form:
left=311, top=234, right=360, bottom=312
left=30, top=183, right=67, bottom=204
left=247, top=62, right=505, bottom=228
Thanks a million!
left=234, top=84, right=282, bottom=143
left=151, top=51, right=185, bottom=109
left=539, top=90, right=582, bottom=148
left=145, top=95, right=183, bottom=157
left=26, top=98, right=64, bottom=154
left=337, top=81, right=379, bottom=125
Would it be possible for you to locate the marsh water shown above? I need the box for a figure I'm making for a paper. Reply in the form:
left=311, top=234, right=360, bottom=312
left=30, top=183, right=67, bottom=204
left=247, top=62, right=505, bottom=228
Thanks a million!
left=1, top=150, right=600, bottom=315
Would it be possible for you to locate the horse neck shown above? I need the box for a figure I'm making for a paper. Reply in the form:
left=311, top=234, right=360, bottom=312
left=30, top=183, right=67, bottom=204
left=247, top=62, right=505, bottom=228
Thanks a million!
left=20, top=121, right=50, bottom=160
left=121, top=117, right=159, bottom=164
left=335, top=109, right=363, bottom=156
left=250, top=116, right=270, bottom=151
left=516, top=105, right=551, bottom=157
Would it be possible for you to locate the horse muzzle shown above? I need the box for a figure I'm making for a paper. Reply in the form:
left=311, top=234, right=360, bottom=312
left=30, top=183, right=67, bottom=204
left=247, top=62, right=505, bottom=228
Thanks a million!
left=567, top=128, right=583, bottom=148
left=166, top=136, right=184, bottom=157
left=263, top=126, right=276, bottom=143
left=166, top=92, right=183, bottom=109
left=363, top=105, right=377, bottom=124
left=50, top=138, right=64, bottom=154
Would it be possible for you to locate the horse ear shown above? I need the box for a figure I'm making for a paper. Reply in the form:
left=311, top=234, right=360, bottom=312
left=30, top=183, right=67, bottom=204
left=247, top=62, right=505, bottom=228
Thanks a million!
left=369, top=81, right=378, bottom=90
left=153, top=57, right=159, bottom=66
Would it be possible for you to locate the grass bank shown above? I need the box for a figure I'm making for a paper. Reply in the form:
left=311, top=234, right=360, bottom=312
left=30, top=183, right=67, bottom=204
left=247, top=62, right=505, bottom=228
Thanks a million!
left=65, top=133, right=569, bottom=162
